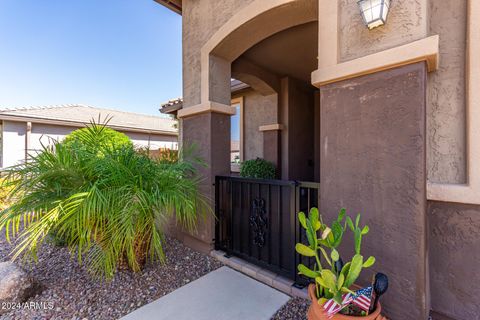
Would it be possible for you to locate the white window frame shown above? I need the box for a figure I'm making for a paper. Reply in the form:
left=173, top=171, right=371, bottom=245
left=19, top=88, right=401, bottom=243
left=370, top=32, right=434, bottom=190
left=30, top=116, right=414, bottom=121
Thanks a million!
left=230, top=97, right=244, bottom=173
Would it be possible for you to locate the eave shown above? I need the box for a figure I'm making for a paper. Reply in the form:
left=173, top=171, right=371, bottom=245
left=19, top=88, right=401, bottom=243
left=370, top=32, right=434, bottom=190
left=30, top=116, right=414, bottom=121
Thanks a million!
left=154, top=0, right=182, bottom=15
left=0, top=114, right=178, bottom=136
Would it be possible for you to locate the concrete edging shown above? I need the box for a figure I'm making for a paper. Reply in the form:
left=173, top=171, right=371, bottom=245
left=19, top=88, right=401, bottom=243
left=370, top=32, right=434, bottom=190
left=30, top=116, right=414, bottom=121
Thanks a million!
left=210, top=250, right=308, bottom=299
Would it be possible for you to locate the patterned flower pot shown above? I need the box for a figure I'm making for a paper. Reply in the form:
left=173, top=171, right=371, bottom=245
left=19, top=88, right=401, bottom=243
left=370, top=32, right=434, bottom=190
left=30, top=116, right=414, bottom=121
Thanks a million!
left=307, top=284, right=387, bottom=320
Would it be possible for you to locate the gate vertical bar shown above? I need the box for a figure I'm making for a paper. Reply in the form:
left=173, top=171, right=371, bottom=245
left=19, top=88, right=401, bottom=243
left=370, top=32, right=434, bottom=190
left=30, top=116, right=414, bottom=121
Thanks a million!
left=228, top=178, right=233, bottom=255
left=214, top=176, right=220, bottom=250
left=294, top=181, right=300, bottom=284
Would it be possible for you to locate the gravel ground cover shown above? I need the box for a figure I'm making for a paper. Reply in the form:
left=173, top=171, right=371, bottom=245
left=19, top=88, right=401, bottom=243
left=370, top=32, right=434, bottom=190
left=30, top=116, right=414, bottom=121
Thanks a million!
left=0, top=233, right=222, bottom=320
left=0, top=232, right=309, bottom=320
left=272, top=298, right=310, bottom=320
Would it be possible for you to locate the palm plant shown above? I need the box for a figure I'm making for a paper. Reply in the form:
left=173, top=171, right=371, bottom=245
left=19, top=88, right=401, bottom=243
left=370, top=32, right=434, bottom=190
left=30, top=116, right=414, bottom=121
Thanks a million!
left=0, top=122, right=207, bottom=278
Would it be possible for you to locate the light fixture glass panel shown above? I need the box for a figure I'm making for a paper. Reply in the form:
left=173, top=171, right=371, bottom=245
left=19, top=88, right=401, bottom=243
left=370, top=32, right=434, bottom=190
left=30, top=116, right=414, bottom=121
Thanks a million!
left=358, top=0, right=391, bottom=30
left=382, top=0, right=390, bottom=21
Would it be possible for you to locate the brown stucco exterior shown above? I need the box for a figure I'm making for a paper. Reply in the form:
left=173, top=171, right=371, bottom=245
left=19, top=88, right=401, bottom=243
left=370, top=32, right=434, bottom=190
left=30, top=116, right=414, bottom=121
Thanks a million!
left=428, top=201, right=480, bottom=319
left=177, top=0, right=473, bottom=187
left=320, top=63, right=428, bottom=320
left=157, top=1, right=480, bottom=318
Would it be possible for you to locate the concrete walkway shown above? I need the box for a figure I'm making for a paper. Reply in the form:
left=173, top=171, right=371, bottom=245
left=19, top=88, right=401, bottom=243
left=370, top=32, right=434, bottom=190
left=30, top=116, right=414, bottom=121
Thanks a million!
left=120, top=266, right=290, bottom=320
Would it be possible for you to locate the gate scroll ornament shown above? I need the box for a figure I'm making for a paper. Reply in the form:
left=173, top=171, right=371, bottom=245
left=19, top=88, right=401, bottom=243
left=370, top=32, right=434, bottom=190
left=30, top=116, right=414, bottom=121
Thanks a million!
left=250, top=198, right=268, bottom=247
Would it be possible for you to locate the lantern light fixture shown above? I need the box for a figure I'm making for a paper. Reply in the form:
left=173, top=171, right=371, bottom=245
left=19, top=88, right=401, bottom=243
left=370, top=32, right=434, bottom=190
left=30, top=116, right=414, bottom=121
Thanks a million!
left=357, top=0, right=391, bottom=30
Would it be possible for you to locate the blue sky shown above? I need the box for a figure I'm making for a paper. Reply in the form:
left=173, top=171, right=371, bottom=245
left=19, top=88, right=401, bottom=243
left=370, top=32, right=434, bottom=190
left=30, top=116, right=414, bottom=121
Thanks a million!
left=0, top=0, right=182, bottom=116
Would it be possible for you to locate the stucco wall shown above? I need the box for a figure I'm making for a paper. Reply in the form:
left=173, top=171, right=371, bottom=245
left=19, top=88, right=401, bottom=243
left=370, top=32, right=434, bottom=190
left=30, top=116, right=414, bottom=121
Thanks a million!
left=2, top=121, right=26, bottom=168
left=234, top=89, right=277, bottom=161
left=126, top=131, right=178, bottom=150
left=30, top=123, right=73, bottom=152
left=428, top=201, right=480, bottom=319
left=337, top=0, right=467, bottom=185
left=338, top=0, right=428, bottom=62
left=427, top=0, right=467, bottom=184
left=183, top=0, right=255, bottom=107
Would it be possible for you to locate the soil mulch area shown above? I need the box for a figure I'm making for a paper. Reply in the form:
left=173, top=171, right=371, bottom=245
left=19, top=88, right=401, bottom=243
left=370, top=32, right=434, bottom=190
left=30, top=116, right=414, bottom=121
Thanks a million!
left=0, top=233, right=223, bottom=320
left=272, top=298, right=310, bottom=320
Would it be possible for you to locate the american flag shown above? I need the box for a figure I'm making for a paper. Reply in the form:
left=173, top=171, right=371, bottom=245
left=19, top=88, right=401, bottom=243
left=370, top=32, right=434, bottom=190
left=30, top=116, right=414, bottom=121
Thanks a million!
left=352, top=286, right=373, bottom=312
left=323, top=293, right=353, bottom=317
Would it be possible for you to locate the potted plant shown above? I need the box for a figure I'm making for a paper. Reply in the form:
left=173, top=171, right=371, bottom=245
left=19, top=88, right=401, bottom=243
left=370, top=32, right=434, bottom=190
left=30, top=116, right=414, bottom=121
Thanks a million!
left=296, top=208, right=388, bottom=320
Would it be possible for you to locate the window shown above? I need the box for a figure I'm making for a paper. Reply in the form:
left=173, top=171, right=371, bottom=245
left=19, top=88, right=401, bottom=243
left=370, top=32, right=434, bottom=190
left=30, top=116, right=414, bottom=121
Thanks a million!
left=230, top=97, right=243, bottom=172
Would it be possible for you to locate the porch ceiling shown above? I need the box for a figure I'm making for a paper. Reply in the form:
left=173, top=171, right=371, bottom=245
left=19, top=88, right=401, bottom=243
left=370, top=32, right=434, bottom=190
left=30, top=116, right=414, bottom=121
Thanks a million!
left=239, top=22, right=318, bottom=83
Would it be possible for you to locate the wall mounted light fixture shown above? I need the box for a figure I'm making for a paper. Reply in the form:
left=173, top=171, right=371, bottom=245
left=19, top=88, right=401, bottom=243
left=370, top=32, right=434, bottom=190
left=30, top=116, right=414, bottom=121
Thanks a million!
left=358, top=0, right=391, bottom=30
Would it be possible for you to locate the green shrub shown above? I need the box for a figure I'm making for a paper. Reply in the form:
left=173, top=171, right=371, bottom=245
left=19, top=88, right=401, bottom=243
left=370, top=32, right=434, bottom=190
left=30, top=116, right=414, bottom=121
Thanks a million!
left=240, top=158, right=276, bottom=179
left=0, top=122, right=206, bottom=278
left=62, top=124, right=132, bottom=155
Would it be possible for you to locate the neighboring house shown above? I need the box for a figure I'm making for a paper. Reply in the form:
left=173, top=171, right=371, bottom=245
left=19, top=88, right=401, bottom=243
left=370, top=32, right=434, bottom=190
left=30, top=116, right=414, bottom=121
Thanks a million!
left=156, top=1, right=479, bottom=320
left=0, top=104, right=178, bottom=169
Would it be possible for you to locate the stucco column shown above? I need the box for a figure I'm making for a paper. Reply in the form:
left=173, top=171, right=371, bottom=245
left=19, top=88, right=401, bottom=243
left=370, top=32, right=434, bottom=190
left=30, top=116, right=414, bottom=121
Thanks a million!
left=177, top=53, right=234, bottom=253
left=279, top=77, right=315, bottom=181
left=319, top=63, right=428, bottom=320
left=259, top=124, right=283, bottom=177
left=179, top=110, right=231, bottom=253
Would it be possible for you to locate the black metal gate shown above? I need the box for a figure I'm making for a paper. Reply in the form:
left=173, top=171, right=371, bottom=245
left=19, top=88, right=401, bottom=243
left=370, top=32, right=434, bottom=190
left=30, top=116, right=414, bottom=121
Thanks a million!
left=214, top=176, right=320, bottom=283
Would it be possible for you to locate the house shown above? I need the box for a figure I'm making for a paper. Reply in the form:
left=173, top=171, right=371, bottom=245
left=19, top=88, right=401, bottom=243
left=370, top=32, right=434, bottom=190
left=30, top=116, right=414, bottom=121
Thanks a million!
left=0, top=104, right=178, bottom=169
left=156, top=1, right=479, bottom=319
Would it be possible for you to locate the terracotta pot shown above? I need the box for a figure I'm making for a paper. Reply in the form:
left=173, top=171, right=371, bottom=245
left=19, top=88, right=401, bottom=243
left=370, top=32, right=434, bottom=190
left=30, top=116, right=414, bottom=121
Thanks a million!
left=307, top=284, right=387, bottom=320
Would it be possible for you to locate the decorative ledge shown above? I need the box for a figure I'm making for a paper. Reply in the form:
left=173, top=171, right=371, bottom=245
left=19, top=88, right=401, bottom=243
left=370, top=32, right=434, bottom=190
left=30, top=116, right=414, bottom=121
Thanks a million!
left=427, top=183, right=480, bottom=205
left=177, top=101, right=236, bottom=119
left=259, top=124, right=284, bottom=132
left=311, top=35, right=439, bottom=87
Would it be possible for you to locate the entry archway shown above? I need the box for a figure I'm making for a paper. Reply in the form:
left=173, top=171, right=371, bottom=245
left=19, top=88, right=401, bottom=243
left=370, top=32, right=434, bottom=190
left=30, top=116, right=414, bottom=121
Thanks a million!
left=178, top=0, right=318, bottom=117
left=177, top=0, right=319, bottom=259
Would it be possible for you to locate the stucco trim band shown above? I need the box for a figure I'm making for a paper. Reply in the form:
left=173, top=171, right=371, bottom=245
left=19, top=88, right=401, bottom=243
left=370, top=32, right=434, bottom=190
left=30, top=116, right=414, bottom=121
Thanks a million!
left=177, top=101, right=236, bottom=119
left=259, top=124, right=284, bottom=132
left=428, top=0, right=480, bottom=205
left=311, top=35, right=439, bottom=87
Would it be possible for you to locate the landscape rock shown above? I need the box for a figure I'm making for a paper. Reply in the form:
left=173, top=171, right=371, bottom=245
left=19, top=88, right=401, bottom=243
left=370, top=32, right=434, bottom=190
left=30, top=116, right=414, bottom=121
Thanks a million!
left=0, top=261, right=41, bottom=314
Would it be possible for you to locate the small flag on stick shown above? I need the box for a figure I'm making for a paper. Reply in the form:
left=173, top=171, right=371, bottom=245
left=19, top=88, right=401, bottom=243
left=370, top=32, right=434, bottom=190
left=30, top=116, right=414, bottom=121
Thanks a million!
left=352, top=286, right=373, bottom=312
left=323, top=293, right=353, bottom=317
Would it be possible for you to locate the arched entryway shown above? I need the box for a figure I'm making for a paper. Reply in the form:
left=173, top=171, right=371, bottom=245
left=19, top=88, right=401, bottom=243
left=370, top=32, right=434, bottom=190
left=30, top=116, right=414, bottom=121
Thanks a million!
left=178, top=0, right=320, bottom=253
